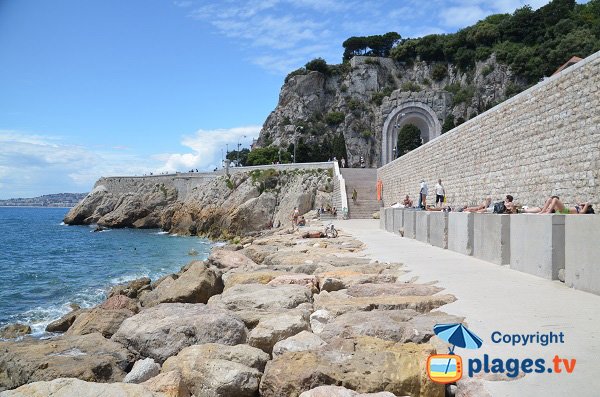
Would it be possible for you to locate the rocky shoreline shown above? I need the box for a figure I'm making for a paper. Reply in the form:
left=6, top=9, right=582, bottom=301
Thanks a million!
left=0, top=217, right=483, bottom=397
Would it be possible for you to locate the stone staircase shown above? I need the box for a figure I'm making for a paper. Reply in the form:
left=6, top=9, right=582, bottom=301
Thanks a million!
left=341, top=168, right=381, bottom=219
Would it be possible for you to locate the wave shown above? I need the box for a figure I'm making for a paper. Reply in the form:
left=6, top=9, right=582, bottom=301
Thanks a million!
left=154, top=231, right=169, bottom=235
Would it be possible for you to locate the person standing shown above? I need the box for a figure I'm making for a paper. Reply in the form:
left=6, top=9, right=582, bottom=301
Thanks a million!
left=360, top=156, right=365, bottom=168
left=352, top=188, right=358, bottom=204
left=341, top=157, right=346, bottom=168
left=418, top=180, right=428, bottom=209
left=435, top=179, right=445, bottom=207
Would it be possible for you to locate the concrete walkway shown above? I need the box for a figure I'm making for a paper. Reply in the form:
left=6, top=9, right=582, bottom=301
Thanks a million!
left=334, top=219, right=600, bottom=397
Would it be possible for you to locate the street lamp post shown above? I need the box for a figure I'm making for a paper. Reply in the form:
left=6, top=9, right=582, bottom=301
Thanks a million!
left=236, top=135, right=247, bottom=166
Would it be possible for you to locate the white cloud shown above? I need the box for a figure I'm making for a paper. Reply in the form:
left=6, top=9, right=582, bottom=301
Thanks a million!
left=439, top=5, right=488, bottom=27
left=156, top=125, right=261, bottom=173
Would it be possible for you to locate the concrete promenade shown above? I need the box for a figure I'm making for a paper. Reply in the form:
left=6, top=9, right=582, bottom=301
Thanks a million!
left=334, top=219, right=600, bottom=397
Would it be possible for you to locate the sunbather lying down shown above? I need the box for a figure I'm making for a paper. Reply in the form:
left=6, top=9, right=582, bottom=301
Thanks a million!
left=522, top=196, right=593, bottom=214
left=463, top=198, right=492, bottom=212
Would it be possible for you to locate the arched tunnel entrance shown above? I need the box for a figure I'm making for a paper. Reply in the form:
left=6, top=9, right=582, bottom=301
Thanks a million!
left=381, top=101, right=442, bottom=165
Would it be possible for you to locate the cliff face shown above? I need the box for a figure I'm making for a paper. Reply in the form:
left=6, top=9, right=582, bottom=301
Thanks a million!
left=64, top=169, right=333, bottom=238
left=258, top=55, right=525, bottom=167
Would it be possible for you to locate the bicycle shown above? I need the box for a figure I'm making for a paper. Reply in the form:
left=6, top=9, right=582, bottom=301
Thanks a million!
left=324, top=223, right=338, bottom=238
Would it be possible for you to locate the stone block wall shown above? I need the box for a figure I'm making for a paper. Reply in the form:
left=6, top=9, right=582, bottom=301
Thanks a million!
left=378, top=51, right=600, bottom=208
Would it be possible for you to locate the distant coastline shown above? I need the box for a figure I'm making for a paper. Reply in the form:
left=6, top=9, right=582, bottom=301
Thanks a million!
left=0, top=193, right=88, bottom=208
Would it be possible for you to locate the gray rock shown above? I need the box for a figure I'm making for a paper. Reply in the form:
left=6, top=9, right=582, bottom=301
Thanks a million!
left=0, top=333, right=134, bottom=392
left=319, top=310, right=463, bottom=344
left=209, top=283, right=313, bottom=313
left=248, top=310, right=310, bottom=353
left=162, top=343, right=270, bottom=397
left=0, top=378, right=168, bottom=397
left=299, top=385, right=399, bottom=396
left=124, top=358, right=161, bottom=384
left=272, top=330, right=327, bottom=357
left=208, top=249, right=259, bottom=270
left=139, top=262, right=222, bottom=307
left=111, top=303, right=247, bottom=363
left=346, top=283, right=443, bottom=297
left=309, top=309, right=333, bottom=334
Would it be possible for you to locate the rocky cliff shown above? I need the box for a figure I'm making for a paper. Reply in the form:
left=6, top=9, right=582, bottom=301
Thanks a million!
left=64, top=169, right=333, bottom=238
left=257, top=55, right=525, bottom=167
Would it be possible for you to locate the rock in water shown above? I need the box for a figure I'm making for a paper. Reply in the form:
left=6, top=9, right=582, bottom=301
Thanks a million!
left=124, top=358, right=161, bottom=384
left=0, top=323, right=31, bottom=339
left=0, top=333, right=134, bottom=391
left=162, top=343, right=270, bottom=397
left=1, top=377, right=169, bottom=397
left=139, top=262, right=223, bottom=307
left=110, top=303, right=247, bottom=363
left=45, top=308, right=89, bottom=333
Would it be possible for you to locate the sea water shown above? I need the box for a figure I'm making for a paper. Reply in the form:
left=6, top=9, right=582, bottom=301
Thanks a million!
left=0, top=207, right=212, bottom=336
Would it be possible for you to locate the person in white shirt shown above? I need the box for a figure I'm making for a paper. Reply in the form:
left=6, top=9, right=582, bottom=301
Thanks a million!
left=435, top=179, right=445, bottom=207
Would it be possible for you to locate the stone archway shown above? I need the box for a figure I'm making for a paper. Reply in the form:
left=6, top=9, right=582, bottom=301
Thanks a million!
left=381, top=101, right=442, bottom=165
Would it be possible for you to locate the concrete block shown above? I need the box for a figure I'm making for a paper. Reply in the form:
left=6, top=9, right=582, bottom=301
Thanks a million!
left=385, top=208, right=394, bottom=232
left=379, top=208, right=385, bottom=230
left=565, top=216, right=600, bottom=295
left=510, top=215, right=565, bottom=280
left=392, top=208, right=405, bottom=235
left=448, top=212, right=474, bottom=255
left=404, top=209, right=418, bottom=239
left=416, top=212, right=430, bottom=243
left=473, top=214, right=511, bottom=265
left=429, top=212, right=449, bottom=249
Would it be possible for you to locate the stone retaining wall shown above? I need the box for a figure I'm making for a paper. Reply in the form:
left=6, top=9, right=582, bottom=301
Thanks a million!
left=378, top=50, right=600, bottom=208
left=380, top=208, right=599, bottom=295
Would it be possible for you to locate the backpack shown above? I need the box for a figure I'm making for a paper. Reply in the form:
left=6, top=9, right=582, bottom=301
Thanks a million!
left=493, top=201, right=506, bottom=214
left=586, top=205, right=595, bottom=214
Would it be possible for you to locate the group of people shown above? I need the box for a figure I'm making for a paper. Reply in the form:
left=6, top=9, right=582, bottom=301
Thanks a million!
left=400, top=179, right=594, bottom=215
left=291, top=207, right=306, bottom=226
left=317, top=206, right=337, bottom=217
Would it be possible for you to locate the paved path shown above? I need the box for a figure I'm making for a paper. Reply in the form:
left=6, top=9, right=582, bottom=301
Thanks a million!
left=333, top=219, right=600, bottom=397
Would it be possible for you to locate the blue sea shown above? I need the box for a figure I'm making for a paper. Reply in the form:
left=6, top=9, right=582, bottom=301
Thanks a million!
left=0, top=207, right=212, bottom=336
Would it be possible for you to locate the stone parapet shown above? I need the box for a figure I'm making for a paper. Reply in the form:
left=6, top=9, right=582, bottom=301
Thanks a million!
left=416, top=212, right=430, bottom=243
left=473, top=214, right=511, bottom=265
left=565, top=216, right=600, bottom=295
left=448, top=212, right=474, bottom=256
left=510, top=215, right=565, bottom=280
left=404, top=210, right=418, bottom=239
left=429, top=212, right=449, bottom=249
left=392, top=208, right=405, bottom=235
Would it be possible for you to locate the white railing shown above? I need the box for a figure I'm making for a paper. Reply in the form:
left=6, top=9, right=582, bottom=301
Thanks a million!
left=333, top=162, right=349, bottom=219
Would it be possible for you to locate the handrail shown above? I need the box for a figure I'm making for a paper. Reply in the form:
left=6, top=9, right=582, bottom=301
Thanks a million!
left=333, top=162, right=349, bottom=219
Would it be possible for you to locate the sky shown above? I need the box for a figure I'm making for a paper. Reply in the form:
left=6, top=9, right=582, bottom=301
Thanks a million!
left=0, top=0, right=560, bottom=198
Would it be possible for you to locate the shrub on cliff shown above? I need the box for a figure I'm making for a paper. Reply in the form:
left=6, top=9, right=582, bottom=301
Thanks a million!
left=247, top=147, right=290, bottom=165
left=305, top=58, right=331, bottom=75
left=324, top=112, right=345, bottom=125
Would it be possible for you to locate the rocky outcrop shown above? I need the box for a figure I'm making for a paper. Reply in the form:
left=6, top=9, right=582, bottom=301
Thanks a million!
left=110, top=303, right=247, bottom=363
left=63, top=169, right=332, bottom=238
left=0, top=333, right=135, bottom=391
left=257, top=54, right=526, bottom=167
left=65, top=308, right=134, bottom=338
left=162, top=343, right=270, bottom=397
left=0, top=323, right=31, bottom=339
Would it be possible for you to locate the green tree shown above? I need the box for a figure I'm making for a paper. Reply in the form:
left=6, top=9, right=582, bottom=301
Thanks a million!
left=396, top=124, right=422, bottom=156
left=247, top=147, right=291, bottom=165
left=305, top=58, right=330, bottom=75
left=226, top=148, right=250, bottom=166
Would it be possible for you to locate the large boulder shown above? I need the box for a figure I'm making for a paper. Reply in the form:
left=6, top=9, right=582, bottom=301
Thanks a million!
left=299, top=386, right=398, bottom=397
left=0, top=333, right=135, bottom=391
left=0, top=377, right=168, bottom=397
left=162, top=343, right=270, bottom=397
left=124, top=358, right=161, bottom=384
left=0, top=323, right=31, bottom=339
left=345, top=283, right=443, bottom=297
left=109, top=277, right=152, bottom=299
left=319, top=310, right=463, bottom=344
left=66, top=308, right=134, bottom=338
left=140, top=263, right=222, bottom=307
left=248, top=310, right=310, bottom=353
left=142, top=371, right=191, bottom=397
left=272, top=331, right=327, bottom=357
left=259, top=337, right=444, bottom=397
left=111, top=303, right=247, bottom=363
left=208, top=249, right=259, bottom=271
left=313, top=290, right=456, bottom=316
left=267, top=274, right=319, bottom=293
left=100, top=295, right=140, bottom=313
left=45, top=308, right=89, bottom=333
left=223, top=270, right=283, bottom=290
left=209, top=283, right=313, bottom=313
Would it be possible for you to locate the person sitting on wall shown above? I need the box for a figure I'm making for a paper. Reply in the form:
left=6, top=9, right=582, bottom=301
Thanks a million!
left=402, top=195, right=413, bottom=207
left=463, top=198, right=492, bottom=212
